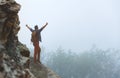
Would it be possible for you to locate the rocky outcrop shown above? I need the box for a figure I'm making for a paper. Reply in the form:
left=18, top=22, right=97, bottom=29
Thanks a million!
left=0, top=1, right=35, bottom=77
left=0, top=0, right=61, bottom=78
left=30, top=58, right=61, bottom=78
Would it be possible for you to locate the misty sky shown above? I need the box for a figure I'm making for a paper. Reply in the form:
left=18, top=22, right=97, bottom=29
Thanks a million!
left=16, top=0, right=120, bottom=52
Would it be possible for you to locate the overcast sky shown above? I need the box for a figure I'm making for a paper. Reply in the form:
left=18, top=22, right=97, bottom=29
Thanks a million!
left=16, top=0, right=120, bottom=52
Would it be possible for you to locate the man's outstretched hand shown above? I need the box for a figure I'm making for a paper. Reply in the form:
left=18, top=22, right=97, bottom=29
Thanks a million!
left=45, top=22, right=48, bottom=26
left=26, top=24, right=31, bottom=29
left=26, top=24, right=28, bottom=27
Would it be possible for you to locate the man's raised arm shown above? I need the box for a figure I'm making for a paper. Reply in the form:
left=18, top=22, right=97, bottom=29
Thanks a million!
left=26, top=24, right=31, bottom=29
left=26, top=24, right=33, bottom=32
left=40, top=22, right=48, bottom=31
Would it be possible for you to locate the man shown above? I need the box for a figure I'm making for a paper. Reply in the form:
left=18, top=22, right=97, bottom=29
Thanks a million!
left=26, top=22, right=48, bottom=63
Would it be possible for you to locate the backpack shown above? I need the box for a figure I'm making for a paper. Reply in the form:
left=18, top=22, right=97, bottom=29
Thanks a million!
left=31, top=31, right=38, bottom=42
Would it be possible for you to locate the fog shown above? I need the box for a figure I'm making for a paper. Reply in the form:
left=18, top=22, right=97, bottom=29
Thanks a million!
left=17, top=0, right=120, bottom=52
left=41, top=46, right=120, bottom=78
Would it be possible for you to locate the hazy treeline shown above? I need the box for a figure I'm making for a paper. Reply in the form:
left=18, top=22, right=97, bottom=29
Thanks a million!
left=40, top=47, right=120, bottom=78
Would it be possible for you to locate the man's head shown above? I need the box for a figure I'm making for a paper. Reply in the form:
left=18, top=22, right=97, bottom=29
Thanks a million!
left=34, top=25, right=38, bottom=30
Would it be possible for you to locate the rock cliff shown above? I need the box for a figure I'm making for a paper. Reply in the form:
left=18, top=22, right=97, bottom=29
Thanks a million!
left=0, top=0, right=60, bottom=78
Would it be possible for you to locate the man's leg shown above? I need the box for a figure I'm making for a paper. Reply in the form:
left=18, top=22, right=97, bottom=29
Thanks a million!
left=37, top=46, right=41, bottom=63
left=34, top=44, right=37, bottom=63
left=35, top=42, right=41, bottom=63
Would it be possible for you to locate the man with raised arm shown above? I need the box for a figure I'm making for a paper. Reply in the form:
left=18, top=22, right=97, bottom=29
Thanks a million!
left=26, top=22, right=48, bottom=63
